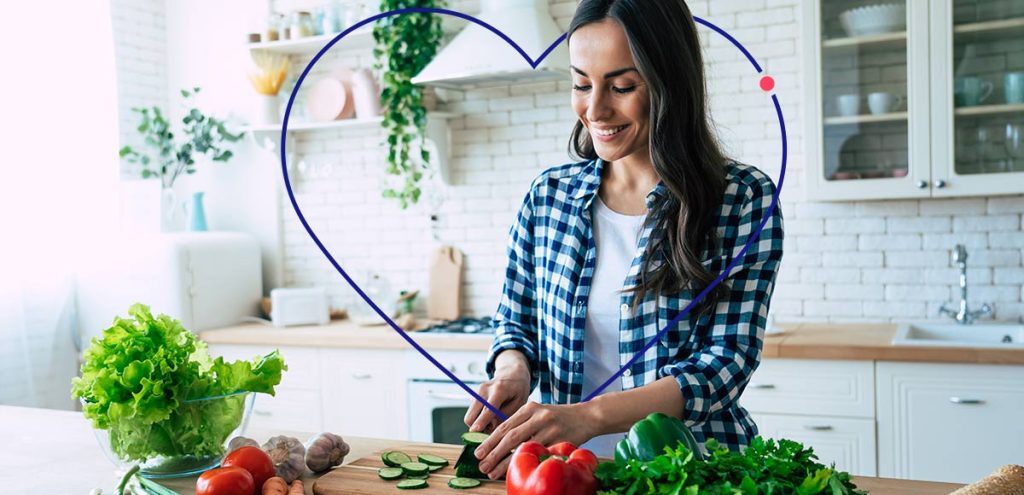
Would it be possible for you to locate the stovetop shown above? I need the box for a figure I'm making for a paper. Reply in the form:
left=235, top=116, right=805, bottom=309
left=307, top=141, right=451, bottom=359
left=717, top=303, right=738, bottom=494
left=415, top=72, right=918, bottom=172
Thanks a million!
left=420, top=316, right=495, bottom=334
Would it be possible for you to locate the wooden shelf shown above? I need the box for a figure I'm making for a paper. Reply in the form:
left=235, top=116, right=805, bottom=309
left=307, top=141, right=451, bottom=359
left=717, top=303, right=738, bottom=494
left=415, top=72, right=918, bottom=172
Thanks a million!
left=954, top=103, right=1024, bottom=117
left=824, top=111, right=908, bottom=126
left=242, top=111, right=457, bottom=133
left=247, top=28, right=374, bottom=55
left=246, top=18, right=465, bottom=56
left=822, top=31, right=906, bottom=50
left=953, top=16, right=1024, bottom=36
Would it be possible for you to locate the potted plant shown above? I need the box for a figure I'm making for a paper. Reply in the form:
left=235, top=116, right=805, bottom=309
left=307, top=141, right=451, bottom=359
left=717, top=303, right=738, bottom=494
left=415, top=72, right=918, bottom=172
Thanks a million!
left=118, top=87, right=243, bottom=229
left=372, top=0, right=447, bottom=209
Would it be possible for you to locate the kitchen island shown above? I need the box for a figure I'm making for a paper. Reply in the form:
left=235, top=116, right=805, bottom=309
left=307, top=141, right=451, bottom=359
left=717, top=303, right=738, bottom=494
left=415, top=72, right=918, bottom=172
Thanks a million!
left=3, top=405, right=967, bottom=494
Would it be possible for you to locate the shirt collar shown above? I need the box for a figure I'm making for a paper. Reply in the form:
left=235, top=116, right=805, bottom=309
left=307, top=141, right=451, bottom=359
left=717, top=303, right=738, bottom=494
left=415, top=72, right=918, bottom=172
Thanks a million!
left=571, top=157, right=668, bottom=211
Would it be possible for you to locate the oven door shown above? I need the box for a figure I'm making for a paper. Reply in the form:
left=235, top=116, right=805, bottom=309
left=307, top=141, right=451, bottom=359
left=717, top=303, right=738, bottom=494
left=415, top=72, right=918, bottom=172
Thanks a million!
left=407, top=379, right=484, bottom=444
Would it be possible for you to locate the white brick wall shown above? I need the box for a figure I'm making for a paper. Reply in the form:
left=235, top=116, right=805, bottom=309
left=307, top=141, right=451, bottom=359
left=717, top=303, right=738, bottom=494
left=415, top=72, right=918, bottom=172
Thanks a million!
left=264, top=0, right=1023, bottom=324
left=110, top=0, right=168, bottom=179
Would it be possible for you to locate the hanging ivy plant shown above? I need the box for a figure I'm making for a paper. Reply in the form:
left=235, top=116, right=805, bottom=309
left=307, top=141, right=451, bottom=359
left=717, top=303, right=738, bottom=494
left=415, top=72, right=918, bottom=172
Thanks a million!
left=373, top=0, right=447, bottom=209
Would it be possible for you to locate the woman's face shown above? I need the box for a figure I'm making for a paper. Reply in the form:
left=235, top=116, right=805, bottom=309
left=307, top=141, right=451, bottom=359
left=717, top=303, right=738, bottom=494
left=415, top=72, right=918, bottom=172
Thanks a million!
left=569, top=18, right=650, bottom=165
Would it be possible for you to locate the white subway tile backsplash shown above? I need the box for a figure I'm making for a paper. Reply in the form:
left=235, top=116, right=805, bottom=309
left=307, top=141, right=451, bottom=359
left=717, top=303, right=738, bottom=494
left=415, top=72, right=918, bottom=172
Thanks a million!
left=952, top=214, right=1019, bottom=232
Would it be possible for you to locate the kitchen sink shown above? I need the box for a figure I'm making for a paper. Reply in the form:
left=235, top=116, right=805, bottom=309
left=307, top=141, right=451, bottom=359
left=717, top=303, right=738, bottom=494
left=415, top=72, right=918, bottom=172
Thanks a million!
left=892, top=323, right=1024, bottom=348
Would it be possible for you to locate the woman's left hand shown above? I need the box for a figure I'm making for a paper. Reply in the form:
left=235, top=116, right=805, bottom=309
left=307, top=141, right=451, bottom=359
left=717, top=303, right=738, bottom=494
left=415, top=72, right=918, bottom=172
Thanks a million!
left=474, top=401, right=596, bottom=479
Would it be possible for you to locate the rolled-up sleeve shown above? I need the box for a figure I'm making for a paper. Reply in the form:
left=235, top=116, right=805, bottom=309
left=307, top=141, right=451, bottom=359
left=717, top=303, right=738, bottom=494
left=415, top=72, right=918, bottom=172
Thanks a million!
left=661, top=173, right=784, bottom=426
left=486, top=186, right=540, bottom=388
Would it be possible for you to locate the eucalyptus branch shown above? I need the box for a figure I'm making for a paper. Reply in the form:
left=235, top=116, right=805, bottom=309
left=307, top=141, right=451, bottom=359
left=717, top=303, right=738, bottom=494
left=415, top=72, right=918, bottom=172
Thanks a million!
left=118, top=87, right=243, bottom=188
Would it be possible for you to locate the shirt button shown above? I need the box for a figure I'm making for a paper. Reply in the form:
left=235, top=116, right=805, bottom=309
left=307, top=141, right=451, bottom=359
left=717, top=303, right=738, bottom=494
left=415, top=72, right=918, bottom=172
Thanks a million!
left=573, top=362, right=583, bottom=373
left=620, top=303, right=630, bottom=315
left=623, top=369, right=632, bottom=377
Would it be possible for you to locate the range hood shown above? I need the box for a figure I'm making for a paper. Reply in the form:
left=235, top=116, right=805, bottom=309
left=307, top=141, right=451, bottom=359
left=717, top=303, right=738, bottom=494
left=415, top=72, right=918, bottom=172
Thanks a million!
left=411, top=0, right=569, bottom=89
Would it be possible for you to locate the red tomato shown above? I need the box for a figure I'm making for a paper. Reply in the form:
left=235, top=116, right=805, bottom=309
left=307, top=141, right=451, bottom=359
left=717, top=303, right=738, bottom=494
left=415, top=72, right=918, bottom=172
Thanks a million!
left=222, top=446, right=276, bottom=494
left=196, top=466, right=254, bottom=495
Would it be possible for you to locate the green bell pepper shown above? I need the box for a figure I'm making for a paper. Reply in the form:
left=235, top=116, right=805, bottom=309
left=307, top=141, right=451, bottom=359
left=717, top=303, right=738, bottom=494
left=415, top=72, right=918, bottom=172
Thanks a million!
left=614, top=412, right=704, bottom=463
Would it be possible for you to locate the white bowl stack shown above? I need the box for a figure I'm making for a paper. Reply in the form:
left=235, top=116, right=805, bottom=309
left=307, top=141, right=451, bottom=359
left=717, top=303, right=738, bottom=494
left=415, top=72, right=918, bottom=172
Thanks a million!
left=838, top=3, right=907, bottom=37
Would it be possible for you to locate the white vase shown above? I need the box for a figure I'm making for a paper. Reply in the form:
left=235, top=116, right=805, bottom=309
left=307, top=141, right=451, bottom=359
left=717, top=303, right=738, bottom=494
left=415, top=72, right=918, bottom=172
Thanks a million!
left=256, top=94, right=281, bottom=125
left=351, top=68, right=382, bottom=119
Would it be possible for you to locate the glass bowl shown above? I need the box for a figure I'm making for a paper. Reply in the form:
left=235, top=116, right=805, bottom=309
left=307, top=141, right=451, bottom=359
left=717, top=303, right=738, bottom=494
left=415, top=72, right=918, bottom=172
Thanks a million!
left=91, top=391, right=255, bottom=478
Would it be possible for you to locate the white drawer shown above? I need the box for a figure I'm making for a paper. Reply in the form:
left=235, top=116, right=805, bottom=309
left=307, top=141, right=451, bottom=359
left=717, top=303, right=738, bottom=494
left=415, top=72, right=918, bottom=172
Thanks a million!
left=741, top=359, right=874, bottom=418
left=753, top=413, right=876, bottom=477
left=207, top=344, right=320, bottom=391
left=248, top=387, right=323, bottom=433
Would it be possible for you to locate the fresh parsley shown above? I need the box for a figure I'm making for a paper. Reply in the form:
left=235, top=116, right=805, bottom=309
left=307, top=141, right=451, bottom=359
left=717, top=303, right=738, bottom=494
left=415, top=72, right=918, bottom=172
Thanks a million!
left=595, top=437, right=867, bottom=495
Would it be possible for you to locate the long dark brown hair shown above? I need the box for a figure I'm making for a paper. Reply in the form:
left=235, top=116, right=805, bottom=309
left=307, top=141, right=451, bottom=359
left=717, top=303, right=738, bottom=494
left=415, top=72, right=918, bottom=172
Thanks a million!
left=567, top=0, right=729, bottom=317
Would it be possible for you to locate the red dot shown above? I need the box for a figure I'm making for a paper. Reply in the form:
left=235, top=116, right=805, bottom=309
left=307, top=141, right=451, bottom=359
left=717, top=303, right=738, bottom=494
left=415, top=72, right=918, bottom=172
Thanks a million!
left=759, top=75, right=775, bottom=92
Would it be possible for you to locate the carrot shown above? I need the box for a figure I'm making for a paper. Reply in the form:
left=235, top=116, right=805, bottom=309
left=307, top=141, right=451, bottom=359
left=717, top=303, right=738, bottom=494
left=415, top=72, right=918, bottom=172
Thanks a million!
left=288, top=479, right=304, bottom=495
left=262, top=476, right=288, bottom=495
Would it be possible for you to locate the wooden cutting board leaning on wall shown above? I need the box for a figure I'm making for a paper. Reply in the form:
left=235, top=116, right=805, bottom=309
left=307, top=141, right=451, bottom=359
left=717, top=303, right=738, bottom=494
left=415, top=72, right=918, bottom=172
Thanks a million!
left=427, top=245, right=462, bottom=321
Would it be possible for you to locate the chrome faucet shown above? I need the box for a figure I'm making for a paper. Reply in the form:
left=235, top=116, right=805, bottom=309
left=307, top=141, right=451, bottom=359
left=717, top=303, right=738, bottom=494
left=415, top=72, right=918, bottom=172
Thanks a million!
left=939, top=244, right=992, bottom=325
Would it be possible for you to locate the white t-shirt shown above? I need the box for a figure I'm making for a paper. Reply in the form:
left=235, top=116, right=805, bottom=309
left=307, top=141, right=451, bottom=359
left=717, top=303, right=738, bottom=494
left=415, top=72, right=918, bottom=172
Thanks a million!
left=580, top=195, right=647, bottom=458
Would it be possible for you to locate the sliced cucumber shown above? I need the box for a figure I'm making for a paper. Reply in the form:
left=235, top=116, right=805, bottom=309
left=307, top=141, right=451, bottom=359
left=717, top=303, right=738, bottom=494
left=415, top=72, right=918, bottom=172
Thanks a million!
left=407, top=474, right=430, bottom=480
left=396, top=479, right=428, bottom=490
left=417, top=453, right=449, bottom=467
left=448, top=477, right=482, bottom=489
left=378, top=467, right=404, bottom=480
left=427, top=464, right=445, bottom=473
left=383, top=451, right=413, bottom=467
left=401, top=461, right=430, bottom=477
left=461, top=432, right=490, bottom=446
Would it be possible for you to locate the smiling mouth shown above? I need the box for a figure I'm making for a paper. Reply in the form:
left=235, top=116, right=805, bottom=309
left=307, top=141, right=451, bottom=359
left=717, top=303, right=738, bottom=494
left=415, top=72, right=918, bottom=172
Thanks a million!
left=592, top=125, right=628, bottom=136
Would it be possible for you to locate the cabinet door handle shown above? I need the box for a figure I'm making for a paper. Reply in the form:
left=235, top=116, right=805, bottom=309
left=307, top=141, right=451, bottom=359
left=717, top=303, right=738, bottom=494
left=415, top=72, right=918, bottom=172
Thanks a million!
left=949, top=397, right=985, bottom=405
left=352, top=372, right=372, bottom=380
left=426, top=390, right=471, bottom=402
left=749, top=383, right=775, bottom=390
left=915, top=180, right=927, bottom=189
left=934, top=179, right=947, bottom=188
left=803, top=425, right=833, bottom=431
left=253, top=410, right=272, bottom=417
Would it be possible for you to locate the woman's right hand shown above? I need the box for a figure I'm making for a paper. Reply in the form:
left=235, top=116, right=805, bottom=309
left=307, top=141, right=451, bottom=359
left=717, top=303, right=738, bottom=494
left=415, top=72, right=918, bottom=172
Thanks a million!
left=463, top=350, right=532, bottom=433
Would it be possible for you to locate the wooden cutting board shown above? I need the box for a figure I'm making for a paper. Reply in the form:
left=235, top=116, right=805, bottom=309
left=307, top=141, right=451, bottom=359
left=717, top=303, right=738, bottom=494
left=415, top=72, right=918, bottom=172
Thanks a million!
left=312, top=443, right=504, bottom=495
left=427, top=246, right=463, bottom=321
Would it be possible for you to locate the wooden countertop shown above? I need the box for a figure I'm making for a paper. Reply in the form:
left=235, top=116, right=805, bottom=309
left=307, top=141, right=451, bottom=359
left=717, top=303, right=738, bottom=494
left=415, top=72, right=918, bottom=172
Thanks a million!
left=201, top=320, right=1024, bottom=365
left=763, top=323, right=1024, bottom=365
left=198, top=319, right=493, bottom=352
left=3, top=405, right=967, bottom=494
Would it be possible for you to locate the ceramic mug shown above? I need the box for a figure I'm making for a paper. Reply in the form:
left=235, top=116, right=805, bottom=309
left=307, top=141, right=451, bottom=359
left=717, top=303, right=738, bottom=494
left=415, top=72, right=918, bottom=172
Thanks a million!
left=955, top=77, right=994, bottom=107
left=1005, top=72, right=1024, bottom=104
left=836, top=94, right=860, bottom=117
left=867, top=92, right=902, bottom=115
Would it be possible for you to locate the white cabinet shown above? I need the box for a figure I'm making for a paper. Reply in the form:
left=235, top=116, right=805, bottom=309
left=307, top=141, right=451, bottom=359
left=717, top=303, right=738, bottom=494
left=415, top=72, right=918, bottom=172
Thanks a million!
left=803, top=0, right=1024, bottom=200
left=208, top=344, right=324, bottom=433
left=743, top=359, right=877, bottom=476
left=877, top=362, right=1024, bottom=483
left=753, top=414, right=877, bottom=477
left=320, top=348, right=407, bottom=440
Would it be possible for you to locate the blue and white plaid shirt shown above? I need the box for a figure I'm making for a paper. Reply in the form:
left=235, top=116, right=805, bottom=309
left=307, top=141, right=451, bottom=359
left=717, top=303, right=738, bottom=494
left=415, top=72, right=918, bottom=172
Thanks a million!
left=486, top=157, right=784, bottom=451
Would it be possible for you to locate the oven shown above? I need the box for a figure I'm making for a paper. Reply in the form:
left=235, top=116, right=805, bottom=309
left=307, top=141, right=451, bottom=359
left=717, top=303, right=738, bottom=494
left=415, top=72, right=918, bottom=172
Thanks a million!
left=407, top=378, right=486, bottom=444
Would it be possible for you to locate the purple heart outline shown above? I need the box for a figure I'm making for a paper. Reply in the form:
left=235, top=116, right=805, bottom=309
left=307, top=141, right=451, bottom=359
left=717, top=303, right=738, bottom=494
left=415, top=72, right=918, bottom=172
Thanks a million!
left=279, top=7, right=787, bottom=422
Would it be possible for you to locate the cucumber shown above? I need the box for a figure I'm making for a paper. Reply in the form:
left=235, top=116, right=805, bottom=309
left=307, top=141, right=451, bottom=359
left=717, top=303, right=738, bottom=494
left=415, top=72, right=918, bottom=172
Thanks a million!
left=461, top=432, right=490, bottom=446
left=417, top=453, right=449, bottom=467
left=448, top=477, right=482, bottom=489
left=378, top=467, right=404, bottom=480
left=454, top=444, right=486, bottom=479
left=427, top=464, right=445, bottom=473
left=407, top=474, right=430, bottom=480
left=383, top=451, right=412, bottom=467
left=396, top=479, right=428, bottom=490
left=401, top=461, right=430, bottom=477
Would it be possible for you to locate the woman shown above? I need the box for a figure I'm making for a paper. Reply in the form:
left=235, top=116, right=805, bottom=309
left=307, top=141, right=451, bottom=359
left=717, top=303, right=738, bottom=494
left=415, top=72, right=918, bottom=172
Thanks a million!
left=463, top=0, right=784, bottom=479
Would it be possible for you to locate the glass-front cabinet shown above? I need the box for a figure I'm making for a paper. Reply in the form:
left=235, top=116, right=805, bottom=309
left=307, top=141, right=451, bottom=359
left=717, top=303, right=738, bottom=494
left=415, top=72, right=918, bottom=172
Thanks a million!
left=804, top=0, right=1024, bottom=200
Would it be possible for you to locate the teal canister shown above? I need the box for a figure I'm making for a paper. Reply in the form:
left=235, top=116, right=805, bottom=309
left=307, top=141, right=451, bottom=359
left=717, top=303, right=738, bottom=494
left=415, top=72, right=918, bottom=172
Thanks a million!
left=189, top=191, right=208, bottom=231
